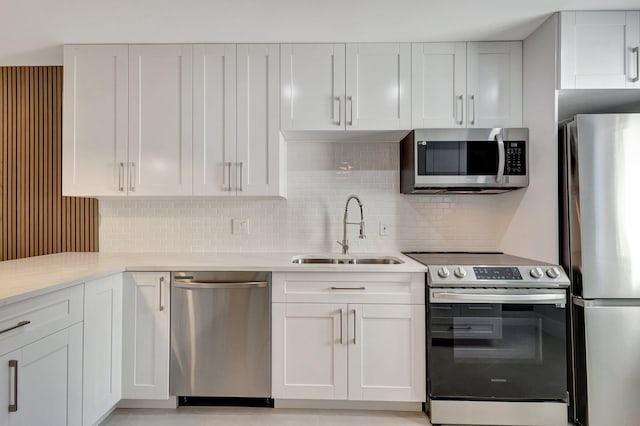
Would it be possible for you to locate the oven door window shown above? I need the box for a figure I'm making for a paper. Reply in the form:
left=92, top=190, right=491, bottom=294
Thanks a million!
left=429, top=303, right=567, bottom=401
left=417, top=141, right=500, bottom=176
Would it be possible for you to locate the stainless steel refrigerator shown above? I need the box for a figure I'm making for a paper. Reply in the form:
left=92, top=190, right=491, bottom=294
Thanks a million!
left=560, top=114, right=640, bottom=426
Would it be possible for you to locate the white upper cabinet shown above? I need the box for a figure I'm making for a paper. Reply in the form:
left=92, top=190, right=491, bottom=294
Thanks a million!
left=281, top=44, right=346, bottom=131
left=467, top=42, right=523, bottom=128
left=412, top=42, right=467, bottom=128
left=129, top=45, right=193, bottom=196
left=192, top=44, right=237, bottom=196
left=280, top=43, right=411, bottom=131
left=560, top=11, right=640, bottom=89
left=412, top=41, right=522, bottom=128
left=237, top=44, right=284, bottom=197
left=63, top=45, right=129, bottom=197
left=346, top=43, right=411, bottom=130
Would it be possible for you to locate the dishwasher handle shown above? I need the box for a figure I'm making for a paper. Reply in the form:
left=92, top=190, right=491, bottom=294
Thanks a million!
left=173, top=280, right=268, bottom=289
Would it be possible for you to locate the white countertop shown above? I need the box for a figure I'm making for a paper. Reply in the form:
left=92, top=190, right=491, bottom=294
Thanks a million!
left=0, top=252, right=427, bottom=306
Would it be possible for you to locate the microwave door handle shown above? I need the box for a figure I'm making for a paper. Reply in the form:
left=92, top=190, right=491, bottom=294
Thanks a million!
left=495, top=132, right=505, bottom=184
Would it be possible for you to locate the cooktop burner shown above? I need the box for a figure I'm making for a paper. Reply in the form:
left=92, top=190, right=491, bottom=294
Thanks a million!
left=402, top=251, right=569, bottom=288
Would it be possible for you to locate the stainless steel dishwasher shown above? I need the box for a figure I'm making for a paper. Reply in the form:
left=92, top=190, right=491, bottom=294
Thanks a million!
left=170, top=271, right=271, bottom=405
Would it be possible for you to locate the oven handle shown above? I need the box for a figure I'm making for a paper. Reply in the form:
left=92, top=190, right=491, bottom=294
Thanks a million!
left=431, top=291, right=566, bottom=305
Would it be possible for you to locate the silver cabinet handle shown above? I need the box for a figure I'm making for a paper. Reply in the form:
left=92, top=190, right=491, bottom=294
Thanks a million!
left=339, top=308, right=344, bottom=345
left=173, top=281, right=268, bottom=289
left=495, top=131, right=505, bottom=184
left=159, top=276, right=164, bottom=312
left=225, top=162, right=232, bottom=191
left=8, top=360, right=17, bottom=412
left=333, top=96, right=341, bottom=126
left=633, top=47, right=639, bottom=83
left=352, top=309, right=357, bottom=344
left=0, top=320, right=30, bottom=335
left=330, top=286, right=366, bottom=291
left=469, top=95, right=476, bottom=125
left=237, top=162, right=243, bottom=192
left=118, top=162, right=125, bottom=192
left=129, top=162, right=135, bottom=192
left=455, top=95, right=464, bottom=125
left=346, top=96, right=353, bottom=126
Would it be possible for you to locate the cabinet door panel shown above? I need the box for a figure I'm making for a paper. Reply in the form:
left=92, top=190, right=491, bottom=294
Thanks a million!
left=237, top=44, right=283, bottom=197
left=467, top=42, right=522, bottom=128
left=122, top=272, right=170, bottom=400
left=272, top=303, right=348, bottom=400
left=83, top=274, right=123, bottom=425
left=16, top=324, right=83, bottom=426
left=346, top=43, right=411, bottom=130
left=129, top=45, right=193, bottom=196
left=348, top=304, right=425, bottom=402
left=561, top=11, right=640, bottom=89
left=63, top=45, right=129, bottom=196
left=412, top=43, right=466, bottom=128
left=281, top=44, right=345, bottom=130
left=193, top=44, right=237, bottom=196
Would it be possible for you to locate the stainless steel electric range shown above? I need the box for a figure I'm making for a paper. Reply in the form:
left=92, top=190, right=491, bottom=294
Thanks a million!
left=403, top=252, right=570, bottom=426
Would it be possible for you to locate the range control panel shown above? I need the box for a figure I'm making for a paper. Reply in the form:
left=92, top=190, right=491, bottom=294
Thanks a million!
left=427, top=264, right=569, bottom=288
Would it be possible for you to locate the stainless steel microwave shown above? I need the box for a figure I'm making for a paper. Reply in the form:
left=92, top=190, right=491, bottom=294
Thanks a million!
left=400, top=128, right=529, bottom=194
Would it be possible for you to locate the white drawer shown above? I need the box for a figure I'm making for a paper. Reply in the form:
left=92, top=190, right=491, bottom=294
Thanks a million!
left=0, top=284, right=84, bottom=355
left=272, top=272, right=424, bottom=304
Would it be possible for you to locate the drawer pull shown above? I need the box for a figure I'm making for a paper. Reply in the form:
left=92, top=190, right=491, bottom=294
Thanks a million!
left=0, top=320, right=30, bottom=335
left=449, top=325, right=473, bottom=330
left=8, top=360, right=18, bottom=412
left=330, top=286, right=366, bottom=291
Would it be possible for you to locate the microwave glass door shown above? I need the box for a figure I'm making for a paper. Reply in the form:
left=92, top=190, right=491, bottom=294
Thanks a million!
left=428, top=302, right=567, bottom=401
left=417, top=141, right=526, bottom=177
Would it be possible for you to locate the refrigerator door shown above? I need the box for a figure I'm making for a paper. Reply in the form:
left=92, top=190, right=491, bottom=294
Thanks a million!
left=571, top=114, right=640, bottom=299
left=574, top=299, right=640, bottom=426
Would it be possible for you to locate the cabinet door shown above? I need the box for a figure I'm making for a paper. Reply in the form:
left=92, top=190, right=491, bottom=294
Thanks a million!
left=122, top=272, right=170, bottom=400
left=83, top=274, right=123, bottom=425
left=62, top=45, right=129, bottom=196
left=561, top=11, right=640, bottom=89
left=345, top=43, right=411, bottom=130
left=236, top=44, right=284, bottom=197
left=280, top=44, right=346, bottom=130
left=13, top=324, right=83, bottom=426
left=467, top=42, right=522, bottom=128
left=348, top=304, right=425, bottom=402
left=412, top=43, right=466, bottom=128
left=272, top=303, right=348, bottom=400
left=193, top=44, right=237, bottom=196
left=129, top=45, right=193, bottom=196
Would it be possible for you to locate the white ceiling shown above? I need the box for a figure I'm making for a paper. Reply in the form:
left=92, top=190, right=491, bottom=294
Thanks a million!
left=0, top=0, right=638, bottom=64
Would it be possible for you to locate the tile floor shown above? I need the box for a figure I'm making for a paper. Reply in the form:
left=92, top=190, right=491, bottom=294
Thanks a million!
left=102, top=407, right=433, bottom=425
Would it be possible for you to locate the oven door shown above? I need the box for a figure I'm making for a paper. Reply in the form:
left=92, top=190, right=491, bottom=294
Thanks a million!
left=428, top=288, right=567, bottom=402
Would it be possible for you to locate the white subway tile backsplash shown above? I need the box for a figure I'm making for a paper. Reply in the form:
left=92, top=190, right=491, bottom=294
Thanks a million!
left=99, top=142, right=516, bottom=253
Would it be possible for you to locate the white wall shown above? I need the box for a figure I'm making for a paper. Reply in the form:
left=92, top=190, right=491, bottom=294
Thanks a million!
left=499, top=14, right=559, bottom=263
left=99, top=141, right=519, bottom=254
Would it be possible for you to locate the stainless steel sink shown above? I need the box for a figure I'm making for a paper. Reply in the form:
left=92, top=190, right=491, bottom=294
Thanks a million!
left=291, top=255, right=404, bottom=265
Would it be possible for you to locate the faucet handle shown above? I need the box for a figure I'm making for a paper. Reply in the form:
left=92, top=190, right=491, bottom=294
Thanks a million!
left=359, top=221, right=366, bottom=239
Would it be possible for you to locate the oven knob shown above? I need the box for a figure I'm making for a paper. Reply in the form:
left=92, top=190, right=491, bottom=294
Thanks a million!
left=546, top=267, right=561, bottom=279
left=529, top=267, right=543, bottom=279
left=454, top=267, right=466, bottom=278
left=437, top=267, right=450, bottom=278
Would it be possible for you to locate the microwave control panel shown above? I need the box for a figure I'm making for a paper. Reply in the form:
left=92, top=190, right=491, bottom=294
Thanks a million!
left=506, top=141, right=526, bottom=175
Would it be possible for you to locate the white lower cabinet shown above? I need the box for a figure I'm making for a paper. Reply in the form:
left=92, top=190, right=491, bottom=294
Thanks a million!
left=0, top=324, right=83, bottom=426
left=83, top=274, right=123, bottom=425
left=121, top=272, right=170, bottom=400
left=272, top=273, right=426, bottom=403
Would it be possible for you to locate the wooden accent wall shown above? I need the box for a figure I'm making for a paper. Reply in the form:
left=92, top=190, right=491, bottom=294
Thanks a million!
left=0, top=66, right=98, bottom=261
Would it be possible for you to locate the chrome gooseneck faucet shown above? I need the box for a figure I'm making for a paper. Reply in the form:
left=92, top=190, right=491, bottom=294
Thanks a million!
left=337, top=195, right=366, bottom=255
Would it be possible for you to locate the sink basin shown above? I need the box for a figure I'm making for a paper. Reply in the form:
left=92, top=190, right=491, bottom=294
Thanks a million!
left=291, top=255, right=404, bottom=265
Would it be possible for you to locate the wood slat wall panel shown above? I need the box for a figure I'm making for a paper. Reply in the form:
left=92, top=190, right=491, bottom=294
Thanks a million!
left=0, top=66, right=98, bottom=261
